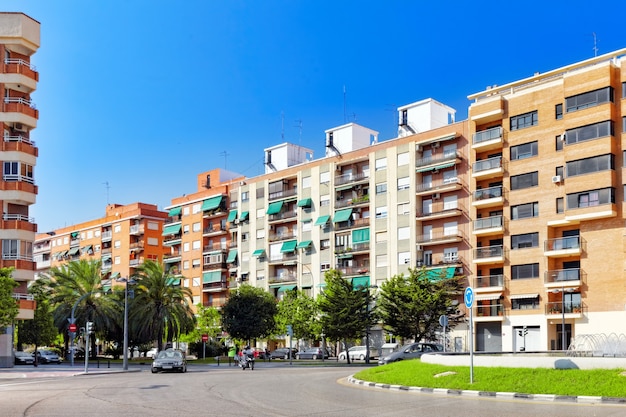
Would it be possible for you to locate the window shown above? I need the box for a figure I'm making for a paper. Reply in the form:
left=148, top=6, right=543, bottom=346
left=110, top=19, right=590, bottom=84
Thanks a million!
left=555, top=103, right=563, bottom=120
left=302, top=219, right=312, bottom=232
left=442, top=170, right=457, bottom=184
left=192, top=277, right=200, bottom=287
left=114, top=256, right=121, bottom=265
left=398, top=251, right=411, bottom=264
left=320, top=239, right=330, bottom=250
left=320, top=172, right=330, bottom=183
left=443, top=143, right=457, bottom=157
left=376, top=231, right=388, bottom=243
left=147, top=237, right=158, bottom=246
left=565, top=86, right=613, bottom=112
left=397, top=202, right=410, bottom=215
left=511, top=232, right=539, bottom=249
left=556, top=197, right=564, bottom=213
left=3, top=161, right=34, bottom=182
left=555, top=135, right=564, bottom=151
left=564, top=120, right=613, bottom=145
left=147, top=221, right=158, bottom=230
left=376, top=254, right=388, bottom=267
left=302, top=176, right=311, bottom=188
left=256, top=208, right=264, bottom=219
left=114, top=224, right=121, bottom=233
left=192, top=203, right=201, bottom=214
left=567, top=187, right=614, bottom=209
left=510, top=141, right=538, bottom=160
left=510, top=172, right=538, bottom=190
left=511, top=263, right=539, bottom=279
left=256, top=229, right=265, bottom=239
left=443, top=221, right=458, bottom=236
left=443, top=247, right=458, bottom=262
left=397, top=152, right=409, bottom=166
left=566, top=154, right=614, bottom=177
left=376, top=182, right=387, bottom=194
left=397, top=177, right=410, bottom=190
left=114, top=240, right=121, bottom=249
left=512, top=296, right=540, bottom=310
left=192, top=240, right=201, bottom=250
left=510, top=110, right=538, bottom=131
left=183, top=206, right=190, bottom=216
left=511, top=202, right=539, bottom=220
left=183, top=260, right=189, bottom=270
left=183, top=242, right=190, bottom=252
left=192, top=222, right=201, bottom=232
left=375, top=157, right=387, bottom=171
left=398, top=226, right=410, bottom=240
left=192, top=259, right=201, bottom=268
left=443, top=195, right=457, bottom=210
left=375, top=206, right=388, bottom=219
left=183, top=224, right=190, bottom=234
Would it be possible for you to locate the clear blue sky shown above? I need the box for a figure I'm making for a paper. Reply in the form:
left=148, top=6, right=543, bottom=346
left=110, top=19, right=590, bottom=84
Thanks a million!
left=4, top=1, right=625, bottom=232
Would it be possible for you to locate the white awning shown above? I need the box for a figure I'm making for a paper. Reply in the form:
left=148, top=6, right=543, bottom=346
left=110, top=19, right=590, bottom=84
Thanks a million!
left=475, top=293, right=502, bottom=301
left=510, top=293, right=539, bottom=300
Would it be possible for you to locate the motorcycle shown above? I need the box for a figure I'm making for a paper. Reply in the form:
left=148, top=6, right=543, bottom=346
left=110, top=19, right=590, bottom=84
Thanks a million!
left=239, top=353, right=255, bottom=370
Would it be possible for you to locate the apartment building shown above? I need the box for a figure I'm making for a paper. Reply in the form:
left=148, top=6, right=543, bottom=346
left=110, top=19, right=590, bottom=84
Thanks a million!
left=34, top=203, right=170, bottom=287
left=467, top=48, right=626, bottom=352
left=0, top=13, right=40, bottom=367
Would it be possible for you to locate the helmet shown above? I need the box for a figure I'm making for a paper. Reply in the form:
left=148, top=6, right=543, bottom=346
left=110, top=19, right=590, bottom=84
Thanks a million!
left=245, top=345, right=250, bottom=350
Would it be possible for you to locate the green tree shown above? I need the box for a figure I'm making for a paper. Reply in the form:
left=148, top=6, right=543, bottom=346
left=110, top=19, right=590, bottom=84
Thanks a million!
left=221, top=284, right=277, bottom=342
left=0, top=267, right=18, bottom=328
left=180, top=304, right=221, bottom=343
left=130, top=260, right=196, bottom=351
left=317, top=270, right=377, bottom=364
left=377, top=267, right=463, bottom=343
left=17, top=280, right=58, bottom=349
left=42, top=260, right=119, bottom=358
left=275, top=289, right=320, bottom=342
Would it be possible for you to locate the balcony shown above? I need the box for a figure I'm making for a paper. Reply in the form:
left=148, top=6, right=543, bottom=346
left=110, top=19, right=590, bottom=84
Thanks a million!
left=335, top=194, right=370, bottom=209
left=3, top=96, right=38, bottom=121
left=1, top=213, right=36, bottom=233
left=472, top=245, right=504, bottom=264
left=203, top=243, right=229, bottom=253
left=130, top=224, right=144, bottom=235
left=129, top=258, right=144, bottom=267
left=268, top=231, right=297, bottom=242
left=267, top=252, right=298, bottom=264
left=268, top=187, right=297, bottom=201
left=416, top=203, right=465, bottom=221
left=544, top=268, right=582, bottom=290
left=13, top=293, right=35, bottom=320
left=471, top=185, right=504, bottom=208
left=417, top=230, right=465, bottom=246
left=415, top=178, right=464, bottom=196
left=472, top=156, right=504, bottom=180
left=2, top=58, right=39, bottom=90
left=268, top=209, right=297, bottom=223
left=335, top=241, right=370, bottom=256
left=545, top=301, right=584, bottom=318
left=202, top=281, right=228, bottom=292
left=544, top=236, right=582, bottom=257
left=163, top=235, right=182, bottom=246
left=475, top=303, right=504, bottom=320
left=415, top=151, right=463, bottom=173
left=203, top=224, right=227, bottom=237
left=2, top=135, right=37, bottom=157
left=129, top=241, right=144, bottom=252
left=101, top=231, right=112, bottom=241
left=471, top=126, right=503, bottom=151
left=336, top=264, right=370, bottom=277
left=474, top=274, right=505, bottom=292
left=163, top=253, right=181, bottom=263
left=473, top=215, right=504, bottom=236
left=268, top=272, right=297, bottom=285
left=335, top=171, right=369, bottom=186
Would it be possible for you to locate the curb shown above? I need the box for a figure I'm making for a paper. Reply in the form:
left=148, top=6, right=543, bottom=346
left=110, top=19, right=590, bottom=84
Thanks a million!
left=347, top=376, right=626, bottom=405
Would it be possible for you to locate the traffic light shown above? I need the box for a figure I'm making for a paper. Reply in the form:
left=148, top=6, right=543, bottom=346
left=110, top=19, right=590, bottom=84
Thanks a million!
left=518, top=326, right=528, bottom=337
left=86, top=322, right=94, bottom=334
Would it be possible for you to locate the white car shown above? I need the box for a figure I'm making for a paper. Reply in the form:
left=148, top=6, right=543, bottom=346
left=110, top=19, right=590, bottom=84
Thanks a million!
left=338, top=345, right=368, bottom=361
left=146, top=348, right=158, bottom=358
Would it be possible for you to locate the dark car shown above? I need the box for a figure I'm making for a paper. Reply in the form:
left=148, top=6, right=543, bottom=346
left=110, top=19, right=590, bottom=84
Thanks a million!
left=151, top=348, right=187, bottom=373
left=14, top=351, right=34, bottom=365
left=296, top=347, right=329, bottom=360
left=269, top=347, right=298, bottom=360
left=377, top=342, right=443, bottom=365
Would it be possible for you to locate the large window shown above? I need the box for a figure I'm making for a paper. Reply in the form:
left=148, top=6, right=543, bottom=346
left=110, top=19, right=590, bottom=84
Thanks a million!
left=511, top=263, right=539, bottom=279
left=565, top=86, right=613, bottom=112
left=566, top=187, right=614, bottom=209
left=397, top=177, right=410, bottom=191
left=510, top=172, right=538, bottom=190
left=510, top=141, right=538, bottom=161
left=375, top=182, right=387, bottom=194
left=511, top=233, right=539, bottom=249
left=565, top=120, right=613, bottom=145
left=511, top=202, right=539, bottom=220
left=566, top=154, right=614, bottom=177
left=512, top=296, right=540, bottom=310
left=510, top=111, right=538, bottom=131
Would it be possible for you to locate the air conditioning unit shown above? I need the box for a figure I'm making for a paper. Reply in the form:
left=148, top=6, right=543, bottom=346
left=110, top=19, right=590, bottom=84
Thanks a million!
left=234, top=219, right=240, bottom=225
left=552, top=175, right=562, bottom=184
left=239, top=181, right=246, bottom=186
left=431, top=142, right=440, bottom=148
left=14, top=123, right=26, bottom=132
left=433, top=193, right=440, bottom=199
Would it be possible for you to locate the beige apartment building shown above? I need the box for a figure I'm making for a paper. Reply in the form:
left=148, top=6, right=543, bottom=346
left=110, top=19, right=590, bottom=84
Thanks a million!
left=0, top=13, right=40, bottom=367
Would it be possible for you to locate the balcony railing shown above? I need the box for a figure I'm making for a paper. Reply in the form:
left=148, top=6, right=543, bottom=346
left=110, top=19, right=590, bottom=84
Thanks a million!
left=416, top=230, right=465, bottom=244
left=416, top=177, right=464, bottom=193
left=130, top=224, right=144, bottom=235
left=268, top=272, right=297, bottom=284
left=203, top=225, right=227, bottom=235
left=101, top=231, right=112, bottom=240
left=12, top=292, right=34, bottom=301
left=475, top=274, right=504, bottom=288
left=268, top=252, right=298, bottom=263
left=472, top=185, right=503, bottom=202
left=474, top=245, right=503, bottom=259
left=334, top=217, right=370, bottom=231
left=544, top=268, right=581, bottom=284
left=476, top=304, right=504, bottom=317
left=3, top=135, right=34, bottom=146
left=473, top=215, right=503, bottom=231
left=268, top=210, right=297, bottom=222
left=335, top=241, right=370, bottom=254
left=415, top=151, right=462, bottom=168
left=335, top=171, right=369, bottom=186
left=472, top=126, right=502, bottom=145
left=544, top=236, right=580, bottom=251
left=335, top=194, right=370, bottom=209
left=336, top=265, right=370, bottom=276
left=416, top=203, right=465, bottom=219
left=268, top=188, right=297, bottom=201
left=473, top=156, right=502, bottom=173
left=268, top=231, right=297, bottom=242
left=545, top=302, right=584, bottom=315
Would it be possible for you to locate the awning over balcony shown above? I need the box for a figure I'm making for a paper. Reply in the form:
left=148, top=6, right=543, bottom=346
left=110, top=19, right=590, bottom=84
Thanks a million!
left=475, top=294, right=502, bottom=301
left=277, top=285, right=297, bottom=292
left=296, top=240, right=312, bottom=249
left=510, top=293, right=539, bottom=299
left=314, top=215, right=330, bottom=226
left=297, top=198, right=312, bottom=208
left=71, top=232, right=79, bottom=238
left=226, top=249, right=238, bottom=263
left=81, top=245, right=93, bottom=254
left=162, top=223, right=181, bottom=236
left=240, top=211, right=249, bottom=221
left=425, top=267, right=456, bottom=281
left=203, top=271, right=222, bottom=284
left=352, top=276, right=370, bottom=289
left=167, top=278, right=181, bottom=286
left=67, top=247, right=80, bottom=256
left=168, top=207, right=181, bottom=217
left=280, top=240, right=298, bottom=253
left=416, top=162, right=456, bottom=173
left=252, top=249, right=266, bottom=257
left=352, top=228, right=370, bottom=243
left=267, top=201, right=283, bottom=215
left=110, top=272, right=120, bottom=280
left=227, top=210, right=238, bottom=222
left=202, top=195, right=223, bottom=211
left=333, top=208, right=353, bottom=223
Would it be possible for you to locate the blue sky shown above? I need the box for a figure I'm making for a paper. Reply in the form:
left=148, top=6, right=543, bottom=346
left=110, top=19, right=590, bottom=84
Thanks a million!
left=4, top=1, right=626, bottom=232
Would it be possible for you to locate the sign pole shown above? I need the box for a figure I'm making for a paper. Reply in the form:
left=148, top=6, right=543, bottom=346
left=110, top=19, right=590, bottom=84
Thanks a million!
left=464, top=287, right=474, bottom=384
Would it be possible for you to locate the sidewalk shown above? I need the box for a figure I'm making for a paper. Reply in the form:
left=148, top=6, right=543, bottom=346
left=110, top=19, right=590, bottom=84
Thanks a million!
left=0, top=362, right=142, bottom=379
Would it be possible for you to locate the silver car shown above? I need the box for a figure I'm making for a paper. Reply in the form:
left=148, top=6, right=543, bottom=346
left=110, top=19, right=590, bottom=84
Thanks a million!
left=377, top=342, right=443, bottom=365
left=151, top=348, right=187, bottom=373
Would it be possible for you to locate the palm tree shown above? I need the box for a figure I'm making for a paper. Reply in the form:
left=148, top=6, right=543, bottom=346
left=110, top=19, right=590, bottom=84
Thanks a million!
left=130, top=260, right=196, bottom=351
left=43, top=259, right=119, bottom=358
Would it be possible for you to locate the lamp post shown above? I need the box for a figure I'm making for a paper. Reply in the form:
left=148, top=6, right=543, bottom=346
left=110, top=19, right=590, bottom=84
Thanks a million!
left=117, top=277, right=136, bottom=371
left=364, top=285, right=378, bottom=365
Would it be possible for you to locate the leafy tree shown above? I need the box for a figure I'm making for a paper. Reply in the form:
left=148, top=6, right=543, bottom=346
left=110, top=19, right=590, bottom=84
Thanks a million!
left=17, top=280, right=58, bottom=349
left=275, top=289, right=320, bottom=342
left=180, top=304, right=221, bottom=343
left=221, top=284, right=277, bottom=342
left=377, top=267, right=464, bottom=343
left=317, top=270, right=377, bottom=364
left=130, top=260, right=196, bottom=351
left=0, top=268, right=18, bottom=328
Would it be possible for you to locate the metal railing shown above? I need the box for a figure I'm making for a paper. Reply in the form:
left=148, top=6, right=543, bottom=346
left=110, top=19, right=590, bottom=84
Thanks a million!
left=415, top=150, right=462, bottom=168
left=4, top=58, right=36, bottom=71
left=335, top=171, right=369, bottom=186
left=473, top=156, right=502, bottom=173
left=472, top=126, right=502, bottom=144
left=3, top=213, right=34, bottom=223
left=476, top=304, right=504, bottom=317
left=544, top=268, right=581, bottom=283
left=473, top=215, right=503, bottom=231
left=3, top=135, right=34, bottom=145
left=474, top=245, right=504, bottom=259
left=472, top=185, right=503, bottom=201
left=544, top=236, right=581, bottom=251
left=475, top=274, right=504, bottom=288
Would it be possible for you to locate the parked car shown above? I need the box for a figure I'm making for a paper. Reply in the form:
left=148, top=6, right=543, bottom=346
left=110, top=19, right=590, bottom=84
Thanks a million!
left=251, top=347, right=267, bottom=359
left=296, top=347, right=329, bottom=360
left=377, top=342, right=443, bottom=365
left=151, top=348, right=187, bottom=373
left=14, top=351, right=34, bottom=365
left=338, top=345, right=368, bottom=361
left=33, top=349, right=62, bottom=364
left=269, top=347, right=298, bottom=360
left=146, top=347, right=158, bottom=359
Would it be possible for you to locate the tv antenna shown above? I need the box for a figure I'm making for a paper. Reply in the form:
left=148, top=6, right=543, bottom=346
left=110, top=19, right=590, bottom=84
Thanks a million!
left=343, top=85, right=347, bottom=123
left=281, top=111, right=285, bottom=141
left=294, top=119, right=303, bottom=144
left=219, top=151, right=230, bottom=169
left=592, top=32, right=598, bottom=57
left=103, top=181, right=110, bottom=205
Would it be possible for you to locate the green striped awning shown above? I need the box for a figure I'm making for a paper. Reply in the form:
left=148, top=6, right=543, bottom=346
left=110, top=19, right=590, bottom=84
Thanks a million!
left=202, top=195, right=223, bottom=211
left=240, top=211, right=249, bottom=221
left=267, top=201, right=284, bottom=215
left=81, top=245, right=93, bottom=254
left=110, top=272, right=120, bottom=280
left=167, top=278, right=181, bottom=286
left=434, top=162, right=456, bottom=170
left=252, top=249, right=266, bottom=257
left=227, top=210, right=238, bottom=222
left=297, top=198, right=312, bottom=208
left=352, top=228, right=370, bottom=243
left=296, top=240, right=312, bottom=249
left=352, top=276, right=370, bottom=289
left=203, top=271, right=222, bottom=284
left=226, top=249, right=238, bottom=263
left=333, top=208, right=353, bottom=223
left=280, top=240, right=298, bottom=253
left=314, top=215, right=330, bottom=226
left=278, top=285, right=297, bottom=292
left=168, top=207, right=181, bottom=217
left=162, top=223, right=182, bottom=236
left=71, top=232, right=79, bottom=238
left=425, top=267, right=456, bottom=281
left=67, top=247, right=80, bottom=256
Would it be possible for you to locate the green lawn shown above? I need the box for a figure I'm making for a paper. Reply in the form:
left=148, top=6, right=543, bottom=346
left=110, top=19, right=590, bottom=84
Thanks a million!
left=354, top=360, right=626, bottom=398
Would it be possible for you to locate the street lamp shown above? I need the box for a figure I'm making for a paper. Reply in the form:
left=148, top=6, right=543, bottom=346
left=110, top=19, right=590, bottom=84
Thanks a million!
left=364, top=284, right=378, bottom=365
left=551, top=284, right=572, bottom=351
left=117, top=277, right=136, bottom=370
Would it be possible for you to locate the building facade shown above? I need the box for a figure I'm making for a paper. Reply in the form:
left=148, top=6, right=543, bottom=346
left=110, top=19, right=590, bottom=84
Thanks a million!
left=0, top=12, right=40, bottom=367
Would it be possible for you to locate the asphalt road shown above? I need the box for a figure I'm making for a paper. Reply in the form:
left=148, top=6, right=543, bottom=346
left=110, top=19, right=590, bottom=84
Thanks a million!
left=0, top=362, right=625, bottom=416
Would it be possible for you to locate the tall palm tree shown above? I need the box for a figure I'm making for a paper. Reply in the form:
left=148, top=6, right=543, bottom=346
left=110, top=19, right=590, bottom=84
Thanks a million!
left=43, top=259, right=119, bottom=357
left=130, top=260, right=195, bottom=351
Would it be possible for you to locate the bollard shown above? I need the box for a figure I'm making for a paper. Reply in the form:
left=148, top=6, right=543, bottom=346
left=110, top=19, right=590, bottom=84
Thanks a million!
left=97, top=359, right=100, bottom=368
left=215, top=356, right=220, bottom=366
left=108, top=359, right=111, bottom=369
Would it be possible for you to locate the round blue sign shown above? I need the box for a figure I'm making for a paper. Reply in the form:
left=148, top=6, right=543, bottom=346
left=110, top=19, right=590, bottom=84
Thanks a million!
left=464, top=287, right=474, bottom=308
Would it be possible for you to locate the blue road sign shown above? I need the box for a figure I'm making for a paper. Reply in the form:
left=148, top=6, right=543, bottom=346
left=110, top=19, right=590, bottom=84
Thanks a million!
left=464, top=287, right=474, bottom=308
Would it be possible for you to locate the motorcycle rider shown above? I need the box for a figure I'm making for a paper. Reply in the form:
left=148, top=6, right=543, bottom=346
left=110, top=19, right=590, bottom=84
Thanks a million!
left=240, top=345, right=255, bottom=369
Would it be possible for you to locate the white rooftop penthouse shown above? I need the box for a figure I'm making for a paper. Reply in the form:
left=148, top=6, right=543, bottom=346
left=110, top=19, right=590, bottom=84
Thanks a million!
left=397, top=98, right=456, bottom=137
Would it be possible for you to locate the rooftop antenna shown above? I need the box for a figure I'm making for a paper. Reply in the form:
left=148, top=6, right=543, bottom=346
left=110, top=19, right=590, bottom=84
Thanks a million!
left=294, top=119, right=302, bottom=144
left=219, top=151, right=230, bottom=169
left=343, top=85, right=347, bottom=123
left=592, top=32, right=598, bottom=57
left=281, top=111, right=285, bottom=142
left=103, top=181, right=110, bottom=205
